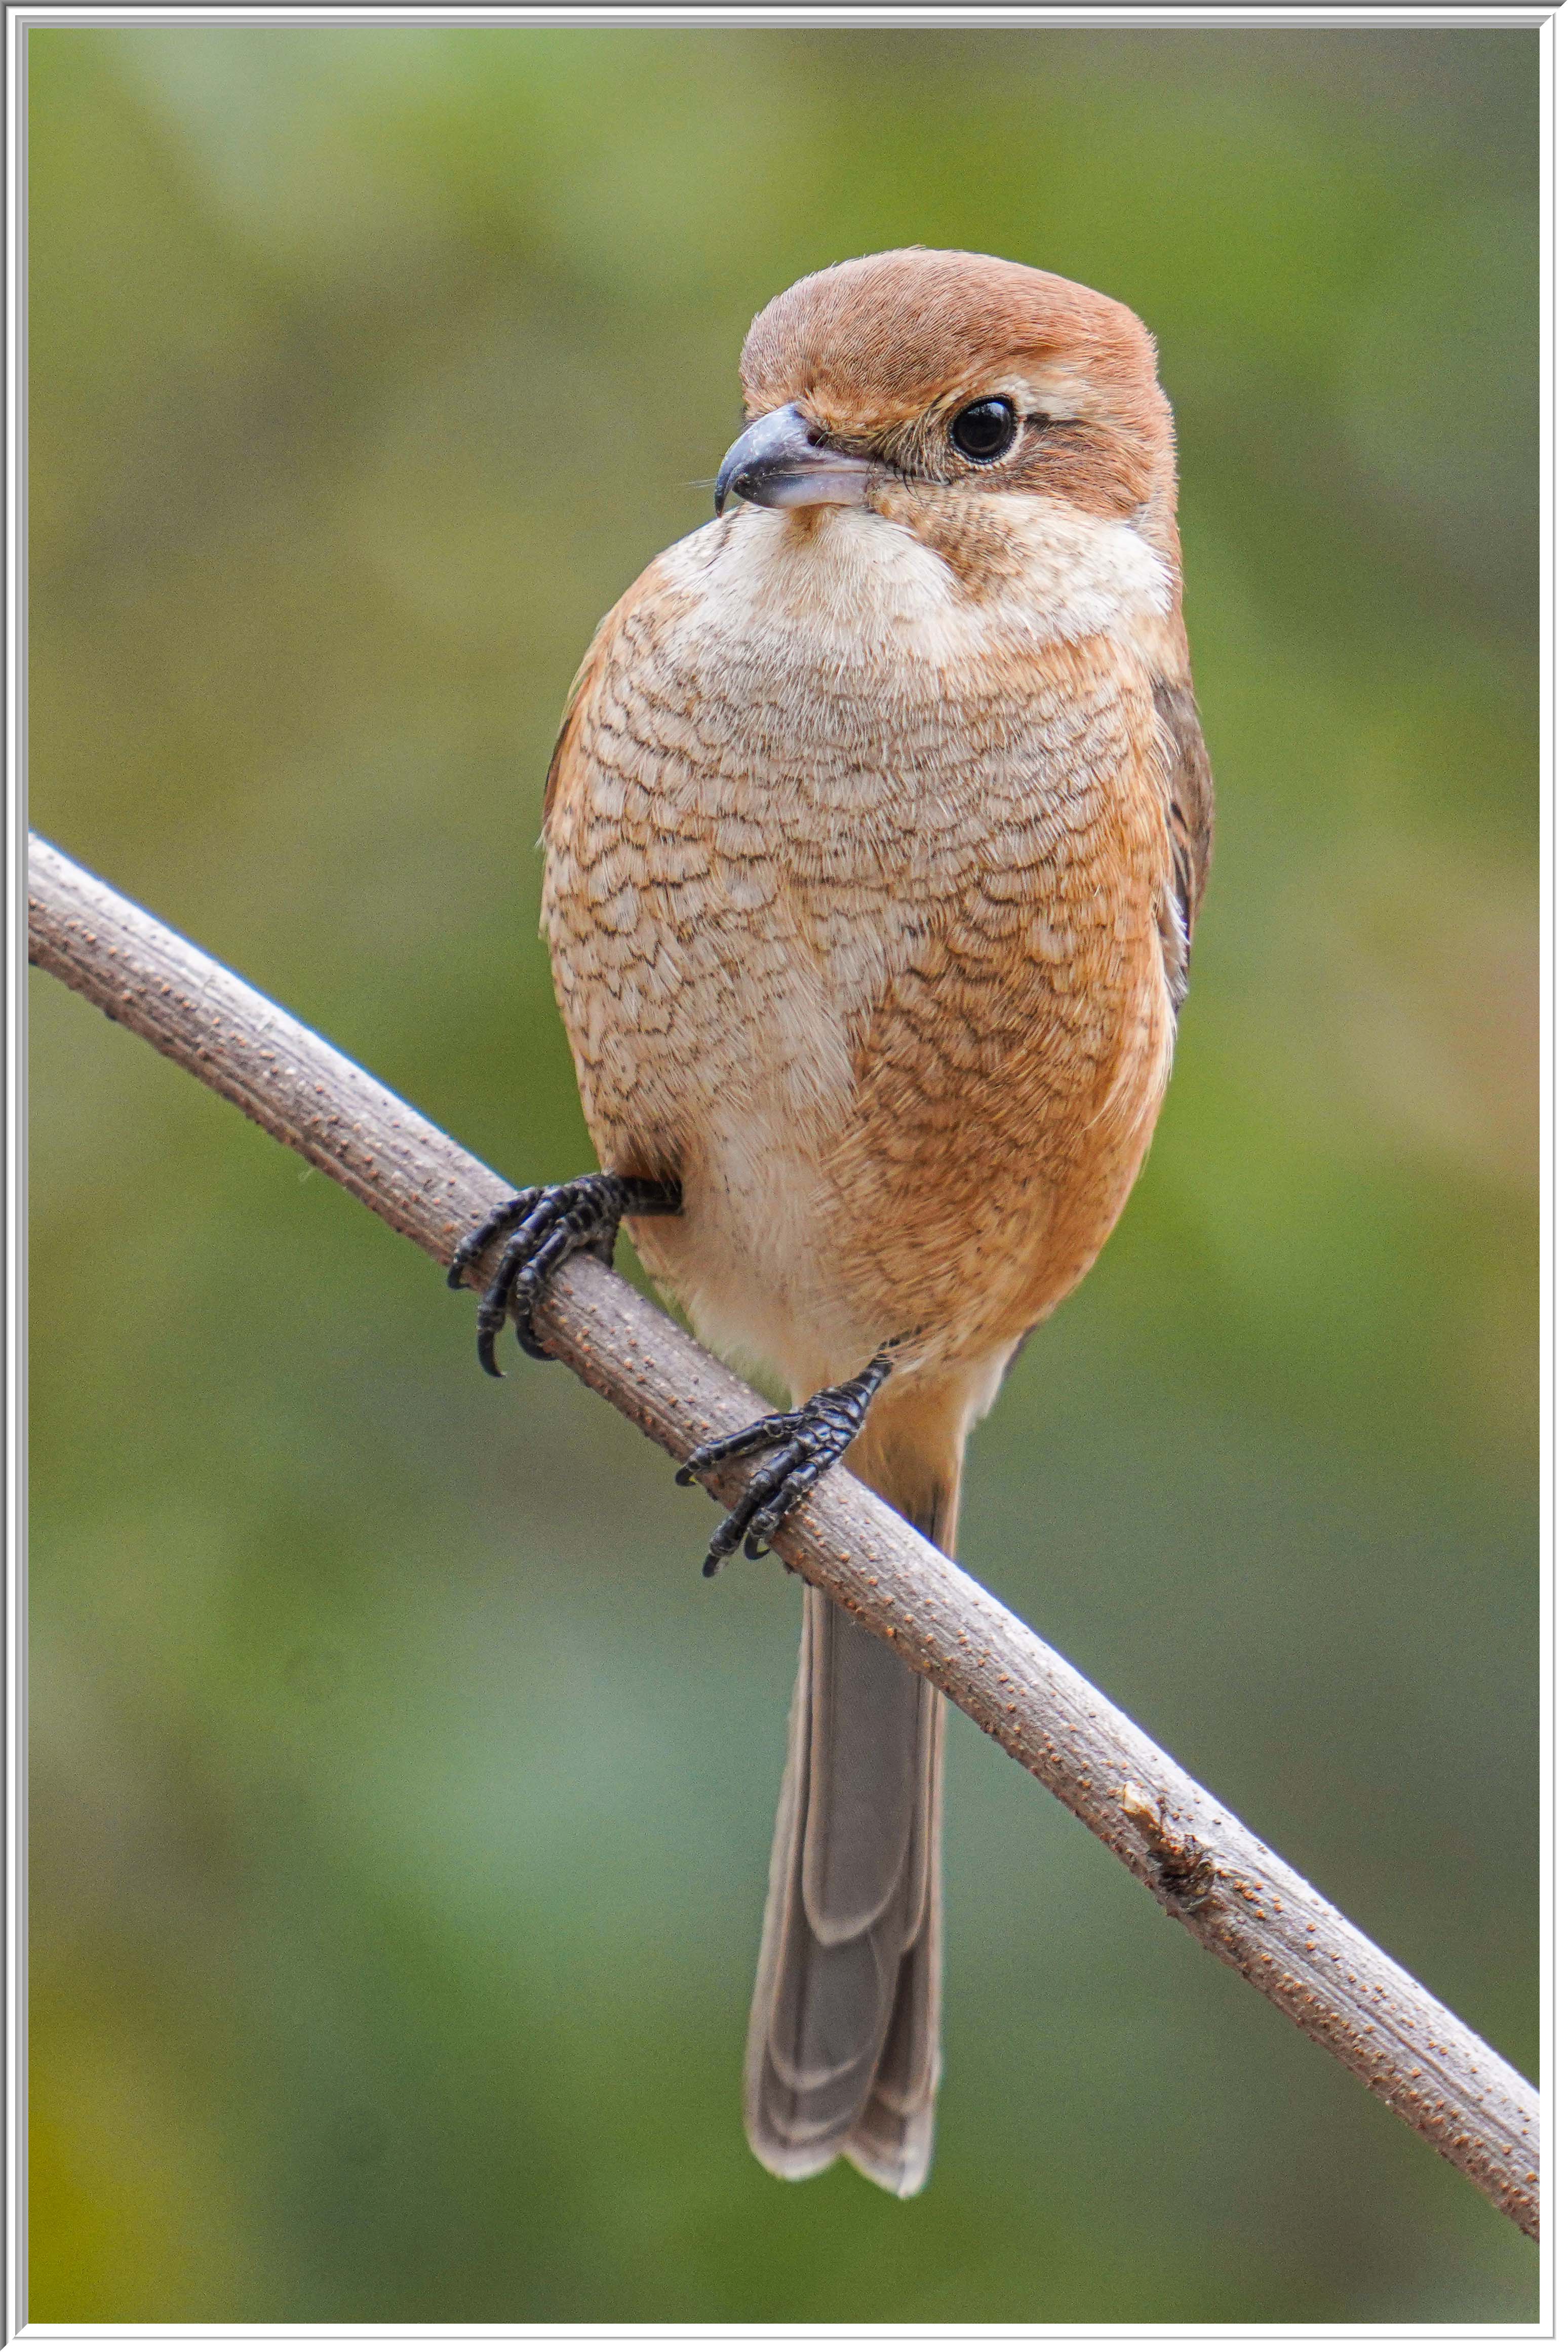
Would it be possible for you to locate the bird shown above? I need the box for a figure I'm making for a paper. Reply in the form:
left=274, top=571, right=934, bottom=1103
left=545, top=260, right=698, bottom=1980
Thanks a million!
left=450, top=248, right=1212, bottom=2198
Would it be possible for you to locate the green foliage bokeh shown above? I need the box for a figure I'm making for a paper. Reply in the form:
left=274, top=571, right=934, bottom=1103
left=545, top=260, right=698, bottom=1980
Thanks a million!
left=27, top=22, right=1538, bottom=2325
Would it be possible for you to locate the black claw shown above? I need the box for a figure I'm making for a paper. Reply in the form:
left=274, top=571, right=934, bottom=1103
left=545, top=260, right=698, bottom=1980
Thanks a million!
left=679, top=1351, right=894, bottom=1578
left=448, top=1173, right=680, bottom=1370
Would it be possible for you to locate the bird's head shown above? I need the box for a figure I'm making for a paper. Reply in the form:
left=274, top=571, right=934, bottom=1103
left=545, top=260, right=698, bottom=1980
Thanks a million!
left=715, top=249, right=1178, bottom=603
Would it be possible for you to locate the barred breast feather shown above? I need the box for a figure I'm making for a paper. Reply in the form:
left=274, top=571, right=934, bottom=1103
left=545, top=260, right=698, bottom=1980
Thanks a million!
left=541, top=495, right=1190, bottom=1410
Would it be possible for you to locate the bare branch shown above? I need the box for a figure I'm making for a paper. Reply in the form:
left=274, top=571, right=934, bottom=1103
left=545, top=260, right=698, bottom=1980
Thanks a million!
left=27, top=832, right=1540, bottom=2239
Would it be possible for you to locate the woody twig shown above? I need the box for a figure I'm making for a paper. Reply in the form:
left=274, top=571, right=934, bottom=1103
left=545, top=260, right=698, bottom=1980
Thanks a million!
left=26, top=832, right=1540, bottom=2240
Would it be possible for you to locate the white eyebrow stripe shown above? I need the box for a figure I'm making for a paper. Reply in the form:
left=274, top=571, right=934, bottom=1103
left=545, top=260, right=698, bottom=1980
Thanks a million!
left=988, top=369, right=1096, bottom=422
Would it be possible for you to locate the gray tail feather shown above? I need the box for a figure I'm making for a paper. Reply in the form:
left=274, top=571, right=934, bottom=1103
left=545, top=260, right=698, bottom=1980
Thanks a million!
left=744, top=1583, right=946, bottom=2197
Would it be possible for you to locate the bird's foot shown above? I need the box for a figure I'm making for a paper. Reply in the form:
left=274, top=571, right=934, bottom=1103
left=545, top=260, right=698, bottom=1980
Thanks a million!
left=447, top=1172, right=680, bottom=1375
left=677, top=1351, right=894, bottom=1577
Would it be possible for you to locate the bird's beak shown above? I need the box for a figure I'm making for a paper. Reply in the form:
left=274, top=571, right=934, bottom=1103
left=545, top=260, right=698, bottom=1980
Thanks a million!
left=714, top=404, right=873, bottom=516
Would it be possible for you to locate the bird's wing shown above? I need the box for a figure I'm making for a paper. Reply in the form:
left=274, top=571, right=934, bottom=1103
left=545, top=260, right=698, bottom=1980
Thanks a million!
left=1152, top=672, right=1214, bottom=1014
left=541, top=551, right=678, bottom=837
left=541, top=614, right=621, bottom=837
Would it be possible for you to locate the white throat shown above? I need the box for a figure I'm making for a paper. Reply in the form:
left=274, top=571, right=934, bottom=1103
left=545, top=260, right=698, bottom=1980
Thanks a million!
left=683, top=494, right=1171, bottom=659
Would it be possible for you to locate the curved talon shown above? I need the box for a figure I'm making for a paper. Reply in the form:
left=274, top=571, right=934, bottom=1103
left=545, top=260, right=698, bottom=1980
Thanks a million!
left=681, top=1351, right=894, bottom=1578
left=449, top=1172, right=681, bottom=1373
left=476, top=1295, right=511, bottom=1378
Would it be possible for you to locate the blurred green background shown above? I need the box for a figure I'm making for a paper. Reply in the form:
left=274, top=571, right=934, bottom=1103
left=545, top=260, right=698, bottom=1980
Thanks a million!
left=26, top=21, right=1538, bottom=2327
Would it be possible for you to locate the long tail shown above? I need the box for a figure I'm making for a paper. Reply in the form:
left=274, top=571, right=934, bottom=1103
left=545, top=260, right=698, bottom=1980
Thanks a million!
left=744, top=1379, right=965, bottom=2197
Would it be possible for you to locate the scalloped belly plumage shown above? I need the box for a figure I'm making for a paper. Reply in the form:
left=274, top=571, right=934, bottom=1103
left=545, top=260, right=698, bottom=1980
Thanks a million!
left=542, top=532, right=1173, bottom=1400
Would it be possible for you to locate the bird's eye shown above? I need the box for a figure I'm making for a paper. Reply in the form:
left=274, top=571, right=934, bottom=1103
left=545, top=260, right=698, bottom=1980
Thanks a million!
left=949, top=398, right=1017, bottom=463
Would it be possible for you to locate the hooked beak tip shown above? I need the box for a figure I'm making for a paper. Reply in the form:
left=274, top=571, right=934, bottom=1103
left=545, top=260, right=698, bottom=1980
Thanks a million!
left=714, top=402, right=872, bottom=518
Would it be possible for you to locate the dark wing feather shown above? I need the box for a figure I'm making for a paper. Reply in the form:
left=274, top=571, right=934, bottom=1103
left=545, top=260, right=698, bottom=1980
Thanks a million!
left=1152, top=673, right=1214, bottom=1016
